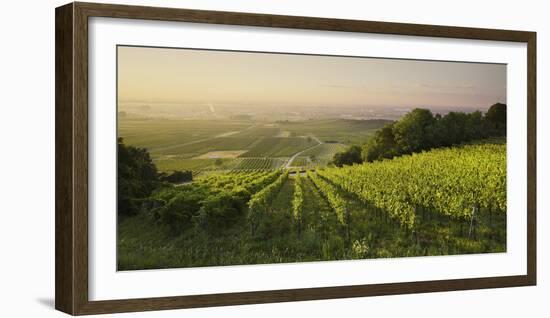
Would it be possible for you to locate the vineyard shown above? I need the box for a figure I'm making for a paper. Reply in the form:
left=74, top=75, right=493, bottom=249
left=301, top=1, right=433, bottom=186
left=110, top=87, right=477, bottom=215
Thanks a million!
left=115, top=45, right=509, bottom=272
left=118, top=118, right=381, bottom=175
left=287, top=143, right=347, bottom=169
left=317, top=144, right=506, bottom=230
left=300, top=143, right=346, bottom=158
left=241, top=137, right=318, bottom=157
left=288, top=156, right=310, bottom=167
left=233, top=158, right=288, bottom=170
left=118, top=142, right=506, bottom=270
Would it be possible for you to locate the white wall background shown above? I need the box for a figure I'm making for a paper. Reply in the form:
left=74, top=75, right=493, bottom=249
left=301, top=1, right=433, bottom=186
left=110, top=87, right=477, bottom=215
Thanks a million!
left=0, top=0, right=547, bottom=316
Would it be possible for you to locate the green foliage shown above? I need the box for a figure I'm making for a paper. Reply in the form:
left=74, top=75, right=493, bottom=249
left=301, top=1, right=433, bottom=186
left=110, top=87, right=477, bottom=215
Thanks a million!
left=248, top=171, right=289, bottom=234
left=118, top=142, right=506, bottom=270
left=159, top=170, right=192, bottom=183
left=163, top=137, right=256, bottom=157
left=195, top=190, right=244, bottom=230
left=292, top=174, right=305, bottom=235
left=118, top=118, right=254, bottom=154
left=289, top=156, right=309, bottom=167
left=429, top=111, right=490, bottom=147
left=301, top=143, right=346, bottom=166
left=332, top=145, right=362, bottom=167
left=320, top=143, right=506, bottom=229
left=156, top=185, right=209, bottom=234
left=242, top=137, right=317, bottom=157
left=277, top=118, right=390, bottom=145
left=362, top=124, right=399, bottom=162
left=485, top=102, right=507, bottom=135
left=307, top=171, right=349, bottom=226
left=117, top=137, right=158, bottom=216
left=233, top=158, right=286, bottom=170
left=393, top=108, right=437, bottom=153
left=120, top=118, right=388, bottom=174
left=361, top=105, right=506, bottom=162
left=153, top=171, right=281, bottom=234
left=321, top=235, right=346, bottom=260
left=117, top=111, right=507, bottom=270
left=154, top=158, right=223, bottom=175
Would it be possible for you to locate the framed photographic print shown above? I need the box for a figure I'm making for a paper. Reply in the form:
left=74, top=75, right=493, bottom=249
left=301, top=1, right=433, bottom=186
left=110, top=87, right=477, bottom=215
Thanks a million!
left=55, top=2, right=536, bottom=315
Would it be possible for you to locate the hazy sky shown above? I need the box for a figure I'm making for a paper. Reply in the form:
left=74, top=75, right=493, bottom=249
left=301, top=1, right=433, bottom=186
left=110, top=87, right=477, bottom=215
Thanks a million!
left=118, top=46, right=506, bottom=109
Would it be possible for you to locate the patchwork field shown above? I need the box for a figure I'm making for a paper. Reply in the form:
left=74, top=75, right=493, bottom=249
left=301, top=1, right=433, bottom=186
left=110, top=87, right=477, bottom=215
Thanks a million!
left=154, top=158, right=233, bottom=174
left=118, top=117, right=388, bottom=173
left=278, top=119, right=391, bottom=144
left=233, top=158, right=288, bottom=170
left=300, top=143, right=347, bottom=166
left=288, top=156, right=310, bottom=167
left=242, top=137, right=318, bottom=157
left=118, top=119, right=253, bottom=151
left=194, top=150, right=248, bottom=159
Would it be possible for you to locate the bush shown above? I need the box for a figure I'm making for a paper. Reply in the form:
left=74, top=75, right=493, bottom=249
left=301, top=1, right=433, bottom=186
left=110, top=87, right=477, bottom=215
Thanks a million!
left=117, top=138, right=158, bottom=216
left=362, top=124, right=400, bottom=162
left=332, top=145, right=362, bottom=167
left=159, top=170, right=193, bottom=183
left=195, top=190, right=245, bottom=231
left=156, top=186, right=209, bottom=234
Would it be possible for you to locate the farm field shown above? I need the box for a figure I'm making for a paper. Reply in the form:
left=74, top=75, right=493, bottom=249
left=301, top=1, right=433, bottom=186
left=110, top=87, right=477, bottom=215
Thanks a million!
left=118, top=118, right=254, bottom=151
left=288, top=156, right=310, bottom=167
left=242, top=137, right=318, bottom=157
left=118, top=141, right=506, bottom=270
left=116, top=45, right=508, bottom=273
left=278, top=119, right=391, bottom=144
left=118, top=117, right=386, bottom=173
left=233, top=158, right=288, bottom=170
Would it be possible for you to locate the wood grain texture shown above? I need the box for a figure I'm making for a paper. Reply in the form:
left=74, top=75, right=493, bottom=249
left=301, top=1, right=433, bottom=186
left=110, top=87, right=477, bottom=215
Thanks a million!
left=526, top=32, right=537, bottom=286
left=75, top=1, right=533, bottom=42
left=75, top=276, right=534, bottom=315
left=55, top=2, right=537, bottom=315
left=55, top=2, right=75, bottom=314
left=73, top=2, right=90, bottom=313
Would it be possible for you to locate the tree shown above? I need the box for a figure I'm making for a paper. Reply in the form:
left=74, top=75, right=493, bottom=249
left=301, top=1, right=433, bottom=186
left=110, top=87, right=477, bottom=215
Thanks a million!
left=160, top=170, right=193, bottom=183
left=362, top=123, right=399, bottom=162
left=392, top=108, right=436, bottom=153
left=437, top=111, right=469, bottom=145
left=117, top=137, right=158, bottom=216
left=464, top=111, right=489, bottom=140
left=332, top=145, right=363, bottom=167
left=360, top=105, right=501, bottom=163
left=485, top=103, right=506, bottom=135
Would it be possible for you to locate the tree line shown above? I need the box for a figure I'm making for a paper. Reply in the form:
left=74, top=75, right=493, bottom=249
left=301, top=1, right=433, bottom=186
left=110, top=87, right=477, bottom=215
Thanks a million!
left=118, top=137, right=192, bottom=217
left=332, top=103, right=506, bottom=166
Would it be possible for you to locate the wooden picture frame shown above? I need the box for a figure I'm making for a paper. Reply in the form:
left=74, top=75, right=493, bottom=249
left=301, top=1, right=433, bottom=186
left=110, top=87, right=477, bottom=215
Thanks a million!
left=55, top=2, right=536, bottom=315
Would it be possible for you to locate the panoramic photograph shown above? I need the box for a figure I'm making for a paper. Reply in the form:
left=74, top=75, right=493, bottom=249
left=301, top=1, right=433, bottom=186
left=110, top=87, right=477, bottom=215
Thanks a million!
left=116, top=46, right=507, bottom=270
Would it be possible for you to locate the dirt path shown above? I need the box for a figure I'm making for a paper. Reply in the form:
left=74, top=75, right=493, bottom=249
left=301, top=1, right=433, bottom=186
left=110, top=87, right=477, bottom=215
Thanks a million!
left=284, top=136, right=323, bottom=169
